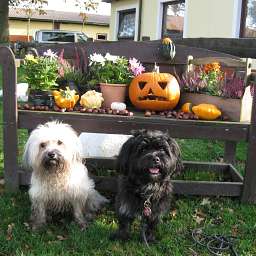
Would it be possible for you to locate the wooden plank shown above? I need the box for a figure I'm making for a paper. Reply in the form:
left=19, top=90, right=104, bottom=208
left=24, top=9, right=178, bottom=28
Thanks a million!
left=224, top=141, right=237, bottom=164
left=0, top=46, right=19, bottom=191
left=34, top=40, right=242, bottom=68
left=86, top=158, right=230, bottom=172
left=19, top=171, right=243, bottom=197
left=228, top=164, right=244, bottom=182
left=172, top=180, right=243, bottom=197
left=18, top=110, right=249, bottom=141
left=189, top=56, right=246, bottom=68
left=183, top=161, right=229, bottom=172
left=174, top=38, right=256, bottom=58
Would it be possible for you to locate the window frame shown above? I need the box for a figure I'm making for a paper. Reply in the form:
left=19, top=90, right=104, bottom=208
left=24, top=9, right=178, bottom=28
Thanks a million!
left=161, top=0, right=185, bottom=39
left=117, top=8, right=136, bottom=40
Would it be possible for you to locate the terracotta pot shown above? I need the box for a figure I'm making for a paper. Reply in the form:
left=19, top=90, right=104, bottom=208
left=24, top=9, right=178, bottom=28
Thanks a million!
left=100, top=83, right=128, bottom=108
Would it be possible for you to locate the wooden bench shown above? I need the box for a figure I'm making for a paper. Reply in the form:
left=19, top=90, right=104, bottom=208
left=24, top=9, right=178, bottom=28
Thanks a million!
left=1, top=40, right=256, bottom=203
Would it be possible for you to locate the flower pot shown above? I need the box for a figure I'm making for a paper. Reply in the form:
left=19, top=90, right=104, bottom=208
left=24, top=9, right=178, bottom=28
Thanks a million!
left=28, top=89, right=54, bottom=108
left=100, top=83, right=128, bottom=108
left=179, top=87, right=252, bottom=122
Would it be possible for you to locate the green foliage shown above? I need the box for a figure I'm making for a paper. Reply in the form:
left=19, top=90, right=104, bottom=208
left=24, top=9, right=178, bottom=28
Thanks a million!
left=22, top=53, right=59, bottom=91
left=87, top=53, right=132, bottom=88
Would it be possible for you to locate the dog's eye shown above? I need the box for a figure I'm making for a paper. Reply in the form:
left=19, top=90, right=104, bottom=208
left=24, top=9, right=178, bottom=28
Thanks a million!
left=40, top=142, right=46, bottom=148
left=57, top=140, right=63, bottom=145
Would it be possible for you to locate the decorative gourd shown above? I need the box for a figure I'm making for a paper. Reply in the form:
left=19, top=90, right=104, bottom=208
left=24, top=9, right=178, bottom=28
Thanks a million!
left=181, top=103, right=192, bottom=113
left=53, top=87, right=79, bottom=109
left=192, top=104, right=221, bottom=120
left=80, top=90, right=104, bottom=109
left=129, top=66, right=180, bottom=111
left=161, top=37, right=176, bottom=60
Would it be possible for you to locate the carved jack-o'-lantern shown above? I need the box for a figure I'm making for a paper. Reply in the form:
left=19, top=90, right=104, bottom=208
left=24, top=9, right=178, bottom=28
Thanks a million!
left=129, top=70, right=180, bottom=111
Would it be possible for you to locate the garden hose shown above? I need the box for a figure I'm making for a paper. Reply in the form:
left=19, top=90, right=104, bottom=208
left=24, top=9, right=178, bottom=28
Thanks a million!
left=192, top=228, right=239, bottom=256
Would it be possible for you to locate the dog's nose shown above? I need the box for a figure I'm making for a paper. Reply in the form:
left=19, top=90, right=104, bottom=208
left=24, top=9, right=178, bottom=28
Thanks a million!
left=154, top=156, right=160, bottom=164
left=48, top=151, right=56, bottom=159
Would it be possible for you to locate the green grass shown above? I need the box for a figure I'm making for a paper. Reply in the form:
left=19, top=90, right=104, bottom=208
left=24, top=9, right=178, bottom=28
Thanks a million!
left=0, top=69, right=255, bottom=255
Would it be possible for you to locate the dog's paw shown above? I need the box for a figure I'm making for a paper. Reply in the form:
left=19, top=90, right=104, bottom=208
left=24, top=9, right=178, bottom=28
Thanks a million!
left=77, top=221, right=88, bottom=231
left=30, top=221, right=46, bottom=231
left=110, top=230, right=130, bottom=241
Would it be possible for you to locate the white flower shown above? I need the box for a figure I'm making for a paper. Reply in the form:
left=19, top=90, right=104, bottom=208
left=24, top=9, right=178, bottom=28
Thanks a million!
left=105, top=53, right=119, bottom=63
left=89, top=53, right=105, bottom=66
left=43, top=49, right=58, bottom=59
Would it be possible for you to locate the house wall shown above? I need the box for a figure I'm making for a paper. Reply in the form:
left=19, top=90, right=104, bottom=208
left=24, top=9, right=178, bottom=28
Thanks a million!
left=9, top=20, right=109, bottom=40
left=9, top=20, right=52, bottom=39
left=108, top=0, right=243, bottom=40
left=185, top=0, right=242, bottom=38
left=60, top=24, right=109, bottom=40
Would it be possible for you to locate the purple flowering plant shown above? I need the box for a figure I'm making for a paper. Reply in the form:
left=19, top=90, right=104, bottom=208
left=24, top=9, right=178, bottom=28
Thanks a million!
left=180, top=68, right=247, bottom=99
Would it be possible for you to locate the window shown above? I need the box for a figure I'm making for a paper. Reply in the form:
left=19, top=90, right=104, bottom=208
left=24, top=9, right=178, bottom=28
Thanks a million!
left=162, top=0, right=185, bottom=39
left=240, top=0, right=256, bottom=37
left=117, top=8, right=136, bottom=40
left=96, top=33, right=108, bottom=40
left=41, top=32, right=75, bottom=42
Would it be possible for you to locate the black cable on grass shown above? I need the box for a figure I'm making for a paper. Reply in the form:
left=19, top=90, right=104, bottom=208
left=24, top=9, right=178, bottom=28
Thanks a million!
left=192, top=228, right=239, bottom=256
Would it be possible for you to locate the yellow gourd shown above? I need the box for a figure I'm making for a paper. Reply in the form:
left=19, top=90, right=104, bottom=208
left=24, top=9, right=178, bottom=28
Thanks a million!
left=192, top=104, right=221, bottom=120
left=80, top=90, right=104, bottom=109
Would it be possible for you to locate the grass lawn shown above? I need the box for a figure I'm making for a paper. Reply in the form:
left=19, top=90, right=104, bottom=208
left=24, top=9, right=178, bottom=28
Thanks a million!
left=0, top=69, right=256, bottom=255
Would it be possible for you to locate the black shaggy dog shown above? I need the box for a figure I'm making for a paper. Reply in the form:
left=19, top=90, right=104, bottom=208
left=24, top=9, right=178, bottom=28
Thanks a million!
left=111, top=130, right=183, bottom=244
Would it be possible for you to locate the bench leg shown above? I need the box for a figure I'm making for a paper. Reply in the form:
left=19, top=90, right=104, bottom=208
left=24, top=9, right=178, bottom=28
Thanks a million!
left=224, top=141, right=237, bottom=165
left=241, top=130, right=256, bottom=203
left=1, top=46, right=19, bottom=192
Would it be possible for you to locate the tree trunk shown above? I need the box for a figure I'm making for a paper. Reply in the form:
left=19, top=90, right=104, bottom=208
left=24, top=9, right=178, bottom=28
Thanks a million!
left=0, top=0, right=9, bottom=43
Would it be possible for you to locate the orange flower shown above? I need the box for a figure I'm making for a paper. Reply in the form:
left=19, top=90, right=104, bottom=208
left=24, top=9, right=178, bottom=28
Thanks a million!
left=203, top=62, right=221, bottom=73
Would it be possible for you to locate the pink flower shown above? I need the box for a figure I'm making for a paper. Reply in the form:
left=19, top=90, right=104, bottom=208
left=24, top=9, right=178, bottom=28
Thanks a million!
left=129, top=57, right=145, bottom=76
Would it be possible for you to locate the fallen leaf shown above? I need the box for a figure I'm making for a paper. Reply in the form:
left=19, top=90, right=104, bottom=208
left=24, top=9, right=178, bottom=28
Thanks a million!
left=6, top=223, right=14, bottom=241
left=170, top=209, right=177, bottom=218
left=232, top=225, right=239, bottom=237
left=193, top=209, right=206, bottom=224
left=56, top=235, right=68, bottom=241
left=200, top=198, right=211, bottom=206
left=188, top=248, right=199, bottom=256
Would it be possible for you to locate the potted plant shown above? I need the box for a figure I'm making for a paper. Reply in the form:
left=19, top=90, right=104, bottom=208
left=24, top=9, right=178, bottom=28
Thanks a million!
left=179, top=62, right=252, bottom=121
left=87, top=53, right=145, bottom=108
left=22, top=49, right=59, bottom=107
left=57, top=50, right=87, bottom=94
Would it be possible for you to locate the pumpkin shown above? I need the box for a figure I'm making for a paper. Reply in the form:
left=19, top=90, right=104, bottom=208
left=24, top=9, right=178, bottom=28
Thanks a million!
left=53, top=87, right=79, bottom=109
left=80, top=90, right=104, bottom=109
left=192, top=104, right=221, bottom=120
left=129, top=68, right=180, bottom=111
left=181, top=103, right=193, bottom=113
left=161, top=37, right=176, bottom=60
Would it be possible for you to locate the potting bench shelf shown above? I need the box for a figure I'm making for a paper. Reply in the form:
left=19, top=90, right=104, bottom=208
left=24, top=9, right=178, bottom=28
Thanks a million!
left=1, top=42, right=256, bottom=203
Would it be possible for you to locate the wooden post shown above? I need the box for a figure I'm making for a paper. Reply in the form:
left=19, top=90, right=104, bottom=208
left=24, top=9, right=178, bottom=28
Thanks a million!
left=224, top=141, right=237, bottom=165
left=242, top=74, right=256, bottom=203
left=0, top=46, right=19, bottom=191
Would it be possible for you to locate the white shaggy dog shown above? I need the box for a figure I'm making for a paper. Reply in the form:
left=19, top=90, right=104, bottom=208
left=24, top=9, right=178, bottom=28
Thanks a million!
left=23, top=121, right=108, bottom=230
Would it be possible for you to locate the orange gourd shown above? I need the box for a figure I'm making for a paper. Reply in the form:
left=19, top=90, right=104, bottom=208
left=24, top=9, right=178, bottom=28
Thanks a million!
left=129, top=71, right=180, bottom=111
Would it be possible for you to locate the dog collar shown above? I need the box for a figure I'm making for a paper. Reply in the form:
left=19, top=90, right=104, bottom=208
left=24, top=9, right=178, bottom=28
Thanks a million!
left=143, top=197, right=152, bottom=217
